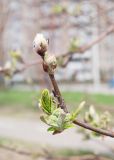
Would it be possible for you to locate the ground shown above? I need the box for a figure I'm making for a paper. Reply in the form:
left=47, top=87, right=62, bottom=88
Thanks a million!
left=0, top=117, right=113, bottom=157
left=0, top=148, right=112, bottom=160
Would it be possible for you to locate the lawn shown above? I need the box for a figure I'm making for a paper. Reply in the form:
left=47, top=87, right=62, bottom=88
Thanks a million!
left=0, top=89, right=114, bottom=110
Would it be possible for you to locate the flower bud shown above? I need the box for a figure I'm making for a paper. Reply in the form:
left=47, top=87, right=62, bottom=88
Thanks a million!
left=4, top=61, right=12, bottom=70
left=33, top=33, right=48, bottom=57
left=44, top=55, right=57, bottom=74
left=3, top=61, right=12, bottom=77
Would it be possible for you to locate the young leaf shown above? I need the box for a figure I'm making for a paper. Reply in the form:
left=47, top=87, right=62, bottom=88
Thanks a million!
left=40, top=115, right=48, bottom=124
left=39, top=89, right=57, bottom=115
left=71, top=101, right=85, bottom=121
left=63, top=122, right=75, bottom=129
left=39, top=89, right=52, bottom=115
left=47, top=127, right=55, bottom=132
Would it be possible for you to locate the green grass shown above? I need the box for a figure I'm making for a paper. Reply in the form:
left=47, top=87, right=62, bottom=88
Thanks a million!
left=0, top=89, right=114, bottom=110
left=0, top=89, right=39, bottom=111
left=62, top=92, right=114, bottom=107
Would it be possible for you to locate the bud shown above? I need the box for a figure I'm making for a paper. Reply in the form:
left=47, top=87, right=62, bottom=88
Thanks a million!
left=33, top=33, right=48, bottom=57
left=44, top=54, right=57, bottom=74
left=10, top=50, right=24, bottom=63
left=3, top=61, right=12, bottom=77
left=4, top=61, right=12, bottom=70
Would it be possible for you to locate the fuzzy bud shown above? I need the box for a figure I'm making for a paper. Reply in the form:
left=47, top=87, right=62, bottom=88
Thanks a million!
left=33, top=33, right=48, bottom=57
left=4, top=61, right=12, bottom=70
left=44, top=54, right=57, bottom=74
left=3, top=61, right=12, bottom=77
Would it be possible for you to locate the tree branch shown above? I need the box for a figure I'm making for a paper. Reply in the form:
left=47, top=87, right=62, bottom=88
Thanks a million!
left=33, top=33, right=114, bottom=138
left=1, top=23, right=113, bottom=76
left=49, top=74, right=68, bottom=112
left=0, top=60, right=41, bottom=75
left=58, top=24, right=114, bottom=58
left=48, top=71, right=114, bottom=138
left=73, top=120, right=114, bottom=138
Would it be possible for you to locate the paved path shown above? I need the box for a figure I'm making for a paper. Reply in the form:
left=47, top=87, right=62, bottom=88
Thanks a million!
left=0, top=117, right=114, bottom=155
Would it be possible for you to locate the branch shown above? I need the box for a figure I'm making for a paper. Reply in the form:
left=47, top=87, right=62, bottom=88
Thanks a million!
left=56, top=24, right=114, bottom=67
left=58, top=24, right=114, bottom=58
left=48, top=71, right=114, bottom=138
left=15, top=60, right=41, bottom=73
left=33, top=33, right=114, bottom=138
left=13, top=24, right=114, bottom=73
left=0, top=60, right=41, bottom=75
left=49, top=74, right=68, bottom=112
left=73, top=120, right=114, bottom=138
left=1, top=23, right=113, bottom=76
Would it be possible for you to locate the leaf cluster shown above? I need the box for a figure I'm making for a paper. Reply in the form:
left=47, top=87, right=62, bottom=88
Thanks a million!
left=39, top=89, right=85, bottom=134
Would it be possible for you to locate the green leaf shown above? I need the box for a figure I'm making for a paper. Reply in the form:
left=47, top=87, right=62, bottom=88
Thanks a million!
left=47, top=115, right=59, bottom=127
left=40, top=115, right=48, bottom=124
left=42, top=89, right=51, bottom=114
left=52, top=4, right=66, bottom=14
left=85, top=105, right=99, bottom=123
left=52, top=108, right=64, bottom=117
left=47, top=127, right=55, bottom=132
left=39, top=89, right=57, bottom=115
left=69, top=38, right=80, bottom=52
left=64, top=113, right=72, bottom=122
left=71, top=101, right=85, bottom=121
left=63, top=123, right=75, bottom=129
left=57, top=113, right=66, bottom=130
left=10, top=50, right=23, bottom=63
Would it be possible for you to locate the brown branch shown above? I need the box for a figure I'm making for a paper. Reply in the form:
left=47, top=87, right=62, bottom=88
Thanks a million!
left=73, top=120, right=114, bottom=138
left=60, top=55, right=73, bottom=68
left=24, top=24, right=114, bottom=70
left=34, top=33, right=114, bottom=138
left=1, top=23, right=113, bottom=76
left=49, top=73, right=114, bottom=137
left=15, top=60, right=41, bottom=73
left=0, top=60, right=41, bottom=75
left=58, top=24, right=114, bottom=58
left=56, top=24, right=114, bottom=67
left=49, top=74, right=68, bottom=112
left=0, top=67, right=10, bottom=75
left=16, top=24, right=114, bottom=72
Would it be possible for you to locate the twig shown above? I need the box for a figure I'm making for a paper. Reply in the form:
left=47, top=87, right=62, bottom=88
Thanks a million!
left=1, top=24, right=113, bottom=76
left=48, top=72, right=114, bottom=137
left=0, top=60, right=41, bottom=75
left=73, top=120, right=114, bottom=138
left=34, top=33, right=114, bottom=138
left=49, top=74, right=68, bottom=112
left=57, top=24, right=114, bottom=58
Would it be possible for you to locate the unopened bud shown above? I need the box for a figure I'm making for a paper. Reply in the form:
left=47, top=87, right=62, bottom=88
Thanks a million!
left=33, top=33, right=48, bottom=57
left=4, top=61, right=12, bottom=70
left=3, top=61, right=12, bottom=77
left=44, top=55, right=57, bottom=74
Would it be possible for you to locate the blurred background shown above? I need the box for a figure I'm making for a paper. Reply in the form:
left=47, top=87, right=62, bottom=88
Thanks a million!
left=0, top=0, right=114, bottom=160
